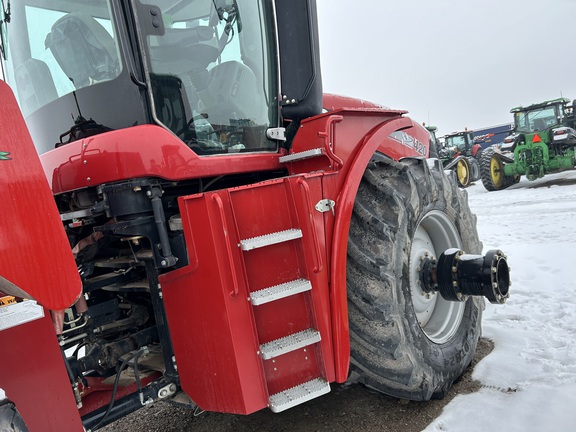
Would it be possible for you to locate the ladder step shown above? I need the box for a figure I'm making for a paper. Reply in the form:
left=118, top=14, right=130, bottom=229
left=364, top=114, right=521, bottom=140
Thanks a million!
left=240, top=229, right=302, bottom=251
left=259, top=328, right=321, bottom=360
left=279, top=148, right=323, bottom=163
left=250, top=279, right=312, bottom=306
left=269, top=378, right=331, bottom=413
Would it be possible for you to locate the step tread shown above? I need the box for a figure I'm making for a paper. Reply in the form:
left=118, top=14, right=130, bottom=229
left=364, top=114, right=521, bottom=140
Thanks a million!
left=279, top=148, right=323, bottom=163
left=268, top=378, right=331, bottom=413
left=251, top=279, right=312, bottom=306
left=259, top=328, right=321, bottom=360
left=240, top=228, right=302, bottom=251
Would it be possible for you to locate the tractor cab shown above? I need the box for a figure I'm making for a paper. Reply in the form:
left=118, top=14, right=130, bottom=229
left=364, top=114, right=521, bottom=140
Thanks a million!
left=512, top=98, right=570, bottom=133
left=502, top=98, right=576, bottom=156
left=511, top=98, right=576, bottom=144
left=444, top=129, right=479, bottom=158
left=0, top=0, right=288, bottom=156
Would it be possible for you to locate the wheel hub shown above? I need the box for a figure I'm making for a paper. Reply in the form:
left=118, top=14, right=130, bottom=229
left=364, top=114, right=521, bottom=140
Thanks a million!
left=409, top=211, right=465, bottom=344
left=490, top=156, right=503, bottom=187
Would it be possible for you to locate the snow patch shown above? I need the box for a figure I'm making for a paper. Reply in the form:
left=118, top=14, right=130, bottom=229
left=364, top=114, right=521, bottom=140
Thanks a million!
left=422, top=172, right=576, bottom=432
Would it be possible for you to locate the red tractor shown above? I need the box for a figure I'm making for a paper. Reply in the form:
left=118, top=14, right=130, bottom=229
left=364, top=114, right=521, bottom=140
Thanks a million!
left=441, top=129, right=483, bottom=187
left=0, top=1, right=510, bottom=430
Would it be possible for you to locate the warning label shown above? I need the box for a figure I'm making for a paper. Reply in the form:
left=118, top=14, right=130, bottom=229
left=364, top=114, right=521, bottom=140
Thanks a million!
left=0, top=298, right=44, bottom=331
left=0, top=296, right=17, bottom=306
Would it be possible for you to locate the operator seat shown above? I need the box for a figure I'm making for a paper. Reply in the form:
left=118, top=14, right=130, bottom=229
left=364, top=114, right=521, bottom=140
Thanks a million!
left=198, top=61, right=265, bottom=126
left=14, top=58, right=58, bottom=117
left=533, top=118, right=547, bottom=131
left=44, top=12, right=119, bottom=89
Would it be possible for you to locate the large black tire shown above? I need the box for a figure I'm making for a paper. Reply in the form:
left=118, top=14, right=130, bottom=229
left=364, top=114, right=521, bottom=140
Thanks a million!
left=480, top=147, right=518, bottom=191
left=347, top=157, right=484, bottom=401
left=0, top=400, right=29, bottom=432
left=468, top=157, right=480, bottom=182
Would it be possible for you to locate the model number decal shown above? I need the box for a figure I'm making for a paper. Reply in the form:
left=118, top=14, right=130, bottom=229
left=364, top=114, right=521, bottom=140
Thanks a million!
left=389, top=131, right=427, bottom=156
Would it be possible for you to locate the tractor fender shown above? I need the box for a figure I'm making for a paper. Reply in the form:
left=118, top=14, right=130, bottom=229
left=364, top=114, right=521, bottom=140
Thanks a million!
left=0, top=80, right=81, bottom=310
left=328, top=115, right=414, bottom=382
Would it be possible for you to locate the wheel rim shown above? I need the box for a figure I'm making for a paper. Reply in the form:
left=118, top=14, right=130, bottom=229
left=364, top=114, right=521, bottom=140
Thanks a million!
left=456, top=160, right=469, bottom=186
left=490, top=155, right=503, bottom=187
left=409, top=210, right=465, bottom=344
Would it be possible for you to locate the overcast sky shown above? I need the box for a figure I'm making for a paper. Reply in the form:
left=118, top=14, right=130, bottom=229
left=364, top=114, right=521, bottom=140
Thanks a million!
left=316, top=0, right=576, bottom=136
left=2, top=1, right=575, bottom=138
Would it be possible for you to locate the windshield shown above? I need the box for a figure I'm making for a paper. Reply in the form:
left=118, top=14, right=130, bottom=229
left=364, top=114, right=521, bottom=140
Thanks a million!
left=2, top=0, right=278, bottom=156
left=445, top=134, right=465, bottom=151
left=514, top=105, right=561, bottom=133
left=4, top=1, right=121, bottom=116
left=135, top=0, right=278, bottom=155
left=445, top=132, right=474, bottom=152
left=2, top=0, right=151, bottom=154
left=445, top=135, right=464, bottom=148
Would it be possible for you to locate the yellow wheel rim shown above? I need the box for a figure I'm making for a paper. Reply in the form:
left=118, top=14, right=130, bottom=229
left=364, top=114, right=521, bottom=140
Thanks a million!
left=490, top=155, right=503, bottom=187
left=457, top=160, right=469, bottom=186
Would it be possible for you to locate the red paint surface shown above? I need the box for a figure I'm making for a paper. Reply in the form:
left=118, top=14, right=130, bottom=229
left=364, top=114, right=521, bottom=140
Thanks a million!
left=40, top=125, right=284, bottom=195
left=27, top=81, right=432, bottom=411
left=0, top=80, right=83, bottom=429
left=0, top=81, right=81, bottom=310
left=0, top=312, right=84, bottom=431
left=160, top=176, right=334, bottom=413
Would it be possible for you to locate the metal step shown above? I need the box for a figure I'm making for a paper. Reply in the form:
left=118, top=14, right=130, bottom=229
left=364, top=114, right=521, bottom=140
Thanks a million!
left=268, top=378, right=331, bottom=413
left=240, top=228, right=302, bottom=251
left=250, top=279, right=312, bottom=306
left=279, top=148, right=323, bottom=163
left=259, top=328, right=321, bottom=360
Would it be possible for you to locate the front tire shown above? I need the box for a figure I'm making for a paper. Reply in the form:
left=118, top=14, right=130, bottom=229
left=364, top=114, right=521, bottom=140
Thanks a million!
left=0, top=400, right=29, bottom=432
left=347, top=157, right=484, bottom=400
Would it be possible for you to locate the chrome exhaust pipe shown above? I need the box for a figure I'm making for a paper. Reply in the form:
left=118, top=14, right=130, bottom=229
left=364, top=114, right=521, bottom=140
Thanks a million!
left=420, top=249, right=510, bottom=304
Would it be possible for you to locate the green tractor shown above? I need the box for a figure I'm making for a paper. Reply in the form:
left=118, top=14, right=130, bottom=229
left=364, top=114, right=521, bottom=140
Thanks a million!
left=425, top=125, right=476, bottom=188
left=480, top=98, right=576, bottom=191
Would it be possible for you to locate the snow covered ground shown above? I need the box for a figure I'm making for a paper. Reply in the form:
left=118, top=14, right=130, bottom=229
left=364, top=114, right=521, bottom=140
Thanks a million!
left=424, top=170, right=576, bottom=432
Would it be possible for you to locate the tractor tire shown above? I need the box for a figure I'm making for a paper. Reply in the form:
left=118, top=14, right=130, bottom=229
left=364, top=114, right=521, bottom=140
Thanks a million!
left=347, top=157, right=484, bottom=401
left=480, top=147, right=517, bottom=191
left=455, top=157, right=471, bottom=188
left=468, top=157, right=480, bottom=182
left=0, top=400, right=29, bottom=432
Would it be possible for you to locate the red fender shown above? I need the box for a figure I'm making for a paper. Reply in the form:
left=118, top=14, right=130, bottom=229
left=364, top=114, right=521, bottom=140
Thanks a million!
left=0, top=81, right=84, bottom=430
left=472, top=143, right=482, bottom=157
left=0, top=81, right=81, bottom=310
left=329, top=116, right=414, bottom=382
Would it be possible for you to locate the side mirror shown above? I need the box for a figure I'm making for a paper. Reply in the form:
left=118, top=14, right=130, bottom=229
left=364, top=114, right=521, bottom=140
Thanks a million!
left=275, top=0, right=323, bottom=121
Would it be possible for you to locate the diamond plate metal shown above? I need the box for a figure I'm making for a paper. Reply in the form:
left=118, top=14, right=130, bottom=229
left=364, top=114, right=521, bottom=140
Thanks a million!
left=240, top=228, right=302, bottom=251
left=259, top=328, right=321, bottom=360
left=250, top=279, right=312, bottom=306
left=268, top=378, right=331, bottom=413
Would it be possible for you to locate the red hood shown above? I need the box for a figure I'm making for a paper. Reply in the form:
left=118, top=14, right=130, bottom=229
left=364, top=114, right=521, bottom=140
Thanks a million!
left=323, top=93, right=387, bottom=111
